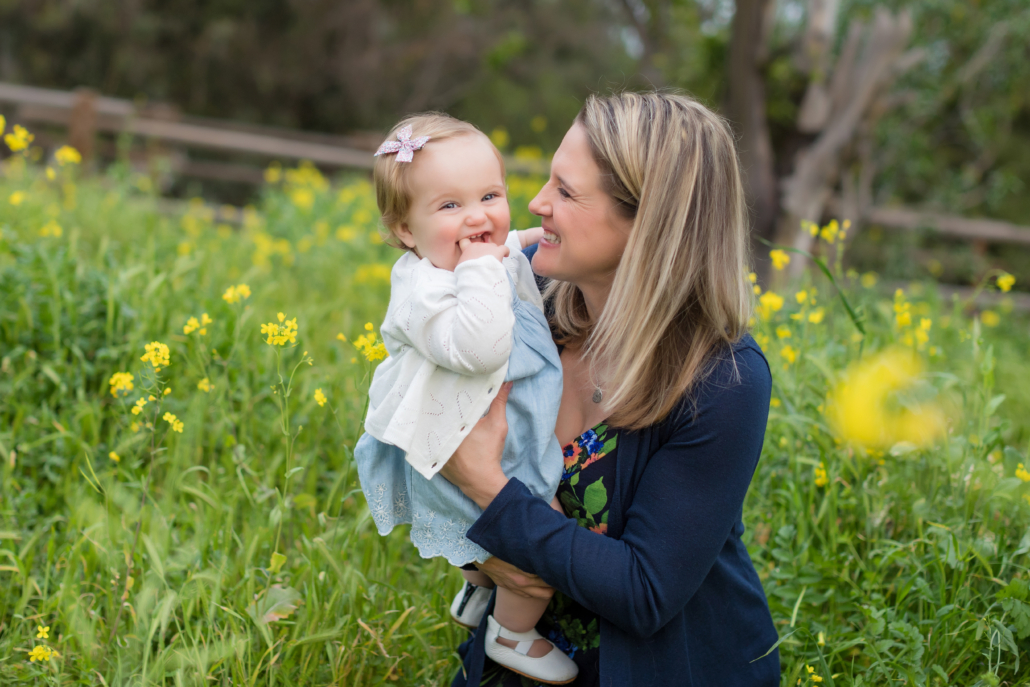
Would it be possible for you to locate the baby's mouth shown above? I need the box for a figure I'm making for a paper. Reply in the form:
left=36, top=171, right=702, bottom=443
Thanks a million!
left=465, top=232, right=489, bottom=243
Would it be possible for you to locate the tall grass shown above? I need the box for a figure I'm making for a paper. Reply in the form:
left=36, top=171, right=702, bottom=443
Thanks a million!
left=0, top=156, right=1028, bottom=685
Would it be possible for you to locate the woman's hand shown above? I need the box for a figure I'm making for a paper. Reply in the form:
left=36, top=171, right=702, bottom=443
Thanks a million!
left=477, top=556, right=555, bottom=600
left=438, top=381, right=513, bottom=510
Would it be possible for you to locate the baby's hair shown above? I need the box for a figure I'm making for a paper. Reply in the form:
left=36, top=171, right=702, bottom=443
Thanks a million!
left=373, top=112, right=505, bottom=251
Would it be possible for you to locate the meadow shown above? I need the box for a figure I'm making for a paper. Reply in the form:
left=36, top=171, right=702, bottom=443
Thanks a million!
left=1, top=135, right=1030, bottom=685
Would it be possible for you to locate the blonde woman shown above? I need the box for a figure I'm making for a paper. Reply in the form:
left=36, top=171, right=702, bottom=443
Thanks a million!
left=440, top=92, right=780, bottom=686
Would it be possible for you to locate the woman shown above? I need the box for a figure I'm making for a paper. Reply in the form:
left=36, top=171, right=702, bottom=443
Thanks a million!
left=440, top=91, right=780, bottom=686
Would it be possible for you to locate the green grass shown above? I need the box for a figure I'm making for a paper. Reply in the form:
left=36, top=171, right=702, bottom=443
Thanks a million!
left=1, top=156, right=1029, bottom=685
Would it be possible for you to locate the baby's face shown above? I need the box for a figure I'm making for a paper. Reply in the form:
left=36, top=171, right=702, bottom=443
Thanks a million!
left=395, top=134, right=510, bottom=271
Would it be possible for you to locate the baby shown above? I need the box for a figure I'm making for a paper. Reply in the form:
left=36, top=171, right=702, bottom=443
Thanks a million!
left=354, top=113, right=577, bottom=684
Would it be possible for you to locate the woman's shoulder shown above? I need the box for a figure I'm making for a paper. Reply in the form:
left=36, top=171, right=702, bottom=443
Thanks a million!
left=661, top=334, right=771, bottom=434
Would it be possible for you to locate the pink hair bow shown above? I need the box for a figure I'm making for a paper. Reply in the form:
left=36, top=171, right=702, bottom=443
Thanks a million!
left=374, top=125, right=430, bottom=163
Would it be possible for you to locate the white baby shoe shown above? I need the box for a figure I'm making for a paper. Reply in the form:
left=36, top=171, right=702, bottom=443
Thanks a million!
left=484, top=614, right=579, bottom=685
left=449, top=581, right=492, bottom=628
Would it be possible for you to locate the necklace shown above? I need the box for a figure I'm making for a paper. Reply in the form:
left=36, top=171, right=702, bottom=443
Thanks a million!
left=592, top=386, right=603, bottom=404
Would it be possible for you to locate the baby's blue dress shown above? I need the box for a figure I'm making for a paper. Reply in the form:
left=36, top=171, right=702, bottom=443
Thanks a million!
left=355, top=275, right=563, bottom=566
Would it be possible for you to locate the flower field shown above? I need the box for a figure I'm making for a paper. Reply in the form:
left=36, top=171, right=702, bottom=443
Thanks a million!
left=2, top=136, right=1030, bottom=685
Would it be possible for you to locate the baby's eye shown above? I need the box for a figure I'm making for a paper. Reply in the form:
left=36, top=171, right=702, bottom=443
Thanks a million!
left=441, top=202, right=458, bottom=210
left=482, top=193, right=499, bottom=202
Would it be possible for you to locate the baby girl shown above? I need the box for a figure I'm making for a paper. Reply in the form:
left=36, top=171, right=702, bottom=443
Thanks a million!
left=354, top=113, right=577, bottom=684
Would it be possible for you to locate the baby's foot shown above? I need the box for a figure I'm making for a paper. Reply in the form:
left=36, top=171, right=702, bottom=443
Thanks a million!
left=495, top=635, right=554, bottom=658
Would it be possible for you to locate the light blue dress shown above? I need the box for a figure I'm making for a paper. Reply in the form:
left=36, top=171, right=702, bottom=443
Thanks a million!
left=355, top=275, right=563, bottom=566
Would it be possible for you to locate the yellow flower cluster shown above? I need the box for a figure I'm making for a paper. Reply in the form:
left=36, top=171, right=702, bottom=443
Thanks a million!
left=894, top=289, right=933, bottom=348
left=109, top=451, right=121, bottom=463
left=769, top=249, right=790, bottom=271
left=131, top=397, right=148, bottom=415
left=997, top=273, right=1015, bottom=293
left=804, top=218, right=850, bottom=244
left=981, top=310, right=1000, bottom=328
left=28, top=645, right=54, bottom=662
left=39, top=220, right=62, bottom=238
left=314, top=388, right=327, bottom=407
left=827, top=348, right=946, bottom=449
left=261, top=312, right=299, bottom=346
left=354, top=263, right=392, bottom=285
left=183, top=313, right=213, bottom=335
left=163, top=412, right=184, bottom=433
left=109, top=372, right=134, bottom=397
left=756, top=291, right=784, bottom=320
left=353, top=323, right=388, bottom=362
left=4, top=124, right=34, bottom=153
left=140, top=341, right=171, bottom=371
left=9, top=191, right=26, bottom=206
left=222, top=283, right=252, bottom=304
left=804, top=664, right=824, bottom=683
left=54, top=145, right=82, bottom=166
left=1016, top=463, right=1030, bottom=483
left=197, top=378, right=212, bottom=393
left=814, top=462, right=828, bottom=488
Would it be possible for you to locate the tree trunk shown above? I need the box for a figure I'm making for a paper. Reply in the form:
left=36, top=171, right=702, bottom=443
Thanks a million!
left=727, top=0, right=778, bottom=277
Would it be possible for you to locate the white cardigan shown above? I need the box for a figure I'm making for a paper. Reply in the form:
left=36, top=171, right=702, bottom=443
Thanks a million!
left=364, top=232, right=543, bottom=480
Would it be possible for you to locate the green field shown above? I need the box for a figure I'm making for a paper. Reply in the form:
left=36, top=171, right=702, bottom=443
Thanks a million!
left=2, top=153, right=1029, bottom=686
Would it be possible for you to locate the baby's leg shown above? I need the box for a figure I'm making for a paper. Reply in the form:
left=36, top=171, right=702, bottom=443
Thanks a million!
left=492, top=496, right=566, bottom=658
left=461, top=566, right=495, bottom=589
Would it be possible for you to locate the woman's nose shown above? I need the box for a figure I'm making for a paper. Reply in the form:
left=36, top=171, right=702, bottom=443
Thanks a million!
left=528, top=188, right=548, bottom=217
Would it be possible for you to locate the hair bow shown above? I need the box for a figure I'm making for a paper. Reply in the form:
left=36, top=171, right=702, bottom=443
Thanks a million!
left=374, top=125, right=430, bottom=163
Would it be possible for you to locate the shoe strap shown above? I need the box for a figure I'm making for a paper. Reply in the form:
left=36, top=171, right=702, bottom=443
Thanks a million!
left=495, top=623, right=544, bottom=644
left=514, top=640, right=534, bottom=656
left=456, top=582, right=478, bottom=617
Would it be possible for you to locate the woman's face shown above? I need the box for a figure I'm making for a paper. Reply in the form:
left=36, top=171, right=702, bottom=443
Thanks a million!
left=528, top=122, right=632, bottom=288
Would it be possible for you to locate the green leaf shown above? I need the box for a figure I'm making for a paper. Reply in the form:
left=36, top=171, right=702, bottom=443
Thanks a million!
left=583, top=478, right=607, bottom=516
left=570, top=472, right=580, bottom=486
left=246, top=584, right=302, bottom=625
left=268, top=551, right=287, bottom=574
left=998, top=578, right=1028, bottom=602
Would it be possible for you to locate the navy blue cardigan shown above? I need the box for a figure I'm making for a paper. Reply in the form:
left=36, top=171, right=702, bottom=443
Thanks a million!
left=453, top=252, right=780, bottom=685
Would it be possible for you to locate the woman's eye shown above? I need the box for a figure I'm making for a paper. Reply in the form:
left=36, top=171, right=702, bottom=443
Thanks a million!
left=557, top=187, right=571, bottom=199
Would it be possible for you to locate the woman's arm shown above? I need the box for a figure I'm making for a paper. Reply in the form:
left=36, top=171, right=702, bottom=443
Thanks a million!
left=463, top=346, right=772, bottom=639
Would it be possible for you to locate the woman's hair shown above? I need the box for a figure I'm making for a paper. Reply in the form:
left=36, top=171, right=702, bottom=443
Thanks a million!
left=373, top=112, right=505, bottom=250
left=547, top=91, right=752, bottom=430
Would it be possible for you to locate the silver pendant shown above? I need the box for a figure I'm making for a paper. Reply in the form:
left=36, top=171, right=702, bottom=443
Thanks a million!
left=592, top=387, right=603, bottom=404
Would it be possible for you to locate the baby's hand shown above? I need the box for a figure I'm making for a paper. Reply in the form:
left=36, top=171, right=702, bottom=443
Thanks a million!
left=517, top=227, right=544, bottom=248
left=457, top=237, right=510, bottom=265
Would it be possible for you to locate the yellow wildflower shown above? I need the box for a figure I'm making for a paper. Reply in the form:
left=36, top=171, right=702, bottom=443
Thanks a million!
left=261, top=312, right=299, bottom=346
left=140, top=341, right=171, bottom=371
left=39, top=220, right=62, bottom=237
left=819, top=219, right=839, bottom=244
left=109, top=452, right=120, bottom=463
left=814, top=463, right=828, bottom=488
left=748, top=272, right=757, bottom=283
left=757, top=291, right=785, bottom=319
left=981, top=310, right=1000, bottom=327
left=28, top=645, right=52, bottom=662
left=8, top=191, right=26, bottom=206
left=776, top=325, right=792, bottom=339
left=197, top=378, right=212, bottom=393
left=771, top=398, right=781, bottom=408
left=314, top=388, right=327, bottom=407
left=795, top=290, right=808, bottom=304
left=162, top=412, right=184, bottom=433
left=4, top=124, right=34, bottom=152
left=222, top=284, right=252, bottom=304
left=490, top=127, right=510, bottom=149
left=780, top=345, right=798, bottom=364
left=353, top=331, right=388, bottom=362
left=769, top=249, right=790, bottom=271
left=54, top=145, right=82, bottom=165
left=264, top=162, right=282, bottom=184
left=131, top=397, right=147, bottom=415
left=184, top=316, right=200, bottom=335
left=130, top=421, right=140, bottom=432
left=36, top=625, right=49, bottom=640
left=861, top=272, right=878, bottom=289
left=1016, top=463, right=1030, bottom=483
left=0, top=114, right=4, bottom=135
left=997, top=273, right=1015, bottom=293
left=108, top=372, right=134, bottom=397
left=827, top=348, right=946, bottom=449
left=354, top=263, right=392, bottom=285
left=803, top=220, right=819, bottom=236
left=46, top=166, right=55, bottom=180
left=290, top=188, right=315, bottom=211
left=336, top=225, right=358, bottom=242
left=364, top=322, right=374, bottom=331
left=336, top=333, right=347, bottom=342
left=808, top=308, right=825, bottom=324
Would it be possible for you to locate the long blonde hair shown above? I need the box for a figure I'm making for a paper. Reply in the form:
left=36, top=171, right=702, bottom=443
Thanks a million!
left=547, top=92, right=752, bottom=429
left=373, top=112, right=504, bottom=250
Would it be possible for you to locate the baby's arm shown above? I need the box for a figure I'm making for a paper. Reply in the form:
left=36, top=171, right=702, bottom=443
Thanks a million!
left=397, top=257, right=514, bottom=375
left=515, top=227, right=544, bottom=248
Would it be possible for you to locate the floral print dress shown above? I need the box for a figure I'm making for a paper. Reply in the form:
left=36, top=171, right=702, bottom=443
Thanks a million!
left=480, top=422, right=618, bottom=687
